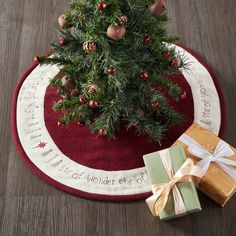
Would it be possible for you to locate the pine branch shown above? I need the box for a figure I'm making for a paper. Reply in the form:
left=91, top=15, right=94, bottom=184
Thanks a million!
left=38, top=0, right=187, bottom=143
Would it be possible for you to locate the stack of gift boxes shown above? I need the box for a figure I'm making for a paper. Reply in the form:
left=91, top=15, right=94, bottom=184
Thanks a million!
left=143, top=123, right=236, bottom=220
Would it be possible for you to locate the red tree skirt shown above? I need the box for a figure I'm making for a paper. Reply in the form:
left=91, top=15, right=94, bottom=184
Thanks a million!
left=12, top=45, right=226, bottom=201
left=44, top=74, right=194, bottom=171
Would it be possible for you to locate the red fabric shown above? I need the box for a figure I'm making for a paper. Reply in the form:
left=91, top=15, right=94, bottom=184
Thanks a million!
left=44, top=74, right=194, bottom=171
left=11, top=45, right=227, bottom=201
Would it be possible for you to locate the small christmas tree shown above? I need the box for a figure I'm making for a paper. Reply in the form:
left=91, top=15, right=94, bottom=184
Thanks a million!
left=37, top=0, right=186, bottom=143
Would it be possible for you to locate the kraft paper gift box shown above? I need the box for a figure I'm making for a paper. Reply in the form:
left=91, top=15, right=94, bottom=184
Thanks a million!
left=174, top=123, right=236, bottom=207
left=143, top=145, right=202, bottom=220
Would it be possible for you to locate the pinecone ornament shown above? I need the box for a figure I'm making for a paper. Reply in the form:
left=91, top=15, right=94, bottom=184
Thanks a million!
left=136, top=108, right=144, bottom=117
left=118, top=15, right=128, bottom=26
left=169, top=57, right=182, bottom=67
left=88, top=84, right=99, bottom=95
left=83, top=41, right=96, bottom=53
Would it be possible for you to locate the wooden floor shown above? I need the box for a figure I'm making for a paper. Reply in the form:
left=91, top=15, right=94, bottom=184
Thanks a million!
left=1, top=0, right=236, bottom=235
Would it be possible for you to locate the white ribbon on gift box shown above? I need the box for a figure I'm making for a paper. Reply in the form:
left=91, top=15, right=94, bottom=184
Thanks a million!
left=178, top=134, right=236, bottom=179
left=159, top=149, right=187, bottom=216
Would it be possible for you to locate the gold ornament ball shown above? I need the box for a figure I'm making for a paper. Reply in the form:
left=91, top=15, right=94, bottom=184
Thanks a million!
left=149, top=0, right=166, bottom=17
left=107, top=25, right=126, bottom=41
left=58, top=14, right=68, bottom=28
left=83, top=41, right=97, bottom=53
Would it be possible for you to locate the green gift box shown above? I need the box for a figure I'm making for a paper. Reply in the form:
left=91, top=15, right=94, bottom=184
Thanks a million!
left=143, top=145, right=202, bottom=220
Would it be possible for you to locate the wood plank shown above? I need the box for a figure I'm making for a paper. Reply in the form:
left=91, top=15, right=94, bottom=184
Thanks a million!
left=1, top=0, right=236, bottom=235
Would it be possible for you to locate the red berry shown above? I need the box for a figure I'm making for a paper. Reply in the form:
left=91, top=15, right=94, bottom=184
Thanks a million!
left=57, top=121, right=66, bottom=127
left=180, top=91, right=187, bottom=100
left=33, top=56, right=39, bottom=63
left=80, top=97, right=88, bottom=104
left=143, top=35, right=151, bottom=45
left=98, top=2, right=107, bottom=10
left=77, top=121, right=85, bottom=127
left=89, top=101, right=99, bottom=108
left=162, top=51, right=171, bottom=58
left=107, top=67, right=117, bottom=75
left=140, top=72, right=149, bottom=81
left=151, top=101, right=159, bottom=109
left=59, top=38, right=67, bottom=46
left=99, top=129, right=107, bottom=136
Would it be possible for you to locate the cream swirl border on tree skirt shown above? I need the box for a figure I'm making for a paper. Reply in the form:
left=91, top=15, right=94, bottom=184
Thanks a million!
left=16, top=45, right=221, bottom=196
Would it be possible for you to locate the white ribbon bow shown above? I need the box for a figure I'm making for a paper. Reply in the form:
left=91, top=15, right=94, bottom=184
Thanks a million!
left=179, top=134, right=236, bottom=179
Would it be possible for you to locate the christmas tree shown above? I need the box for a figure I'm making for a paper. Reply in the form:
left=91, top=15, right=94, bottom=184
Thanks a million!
left=36, top=0, right=186, bottom=143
